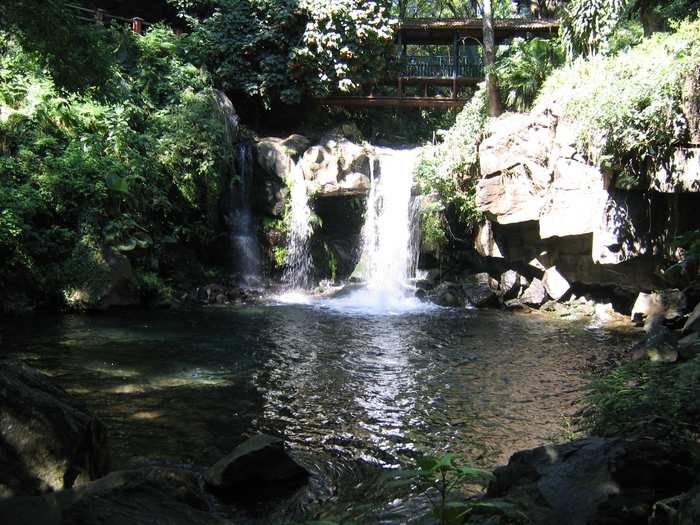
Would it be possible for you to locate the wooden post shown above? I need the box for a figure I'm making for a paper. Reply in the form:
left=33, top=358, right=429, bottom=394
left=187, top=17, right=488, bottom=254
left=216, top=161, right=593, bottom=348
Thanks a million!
left=131, top=17, right=143, bottom=34
left=452, top=32, right=459, bottom=100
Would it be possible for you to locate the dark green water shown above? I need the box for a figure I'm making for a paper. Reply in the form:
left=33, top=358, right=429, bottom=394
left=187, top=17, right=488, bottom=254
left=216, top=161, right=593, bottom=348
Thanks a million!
left=0, top=304, right=635, bottom=522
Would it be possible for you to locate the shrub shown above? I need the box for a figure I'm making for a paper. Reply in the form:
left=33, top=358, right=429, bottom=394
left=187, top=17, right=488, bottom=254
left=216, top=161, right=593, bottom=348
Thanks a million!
left=538, top=19, right=700, bottom=186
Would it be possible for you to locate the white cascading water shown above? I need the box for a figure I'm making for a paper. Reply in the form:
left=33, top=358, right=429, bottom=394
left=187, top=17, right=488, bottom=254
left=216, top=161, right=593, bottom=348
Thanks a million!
left=324, top=147, right=431, bottom=314
left=281, top=160, right=314, bottom=290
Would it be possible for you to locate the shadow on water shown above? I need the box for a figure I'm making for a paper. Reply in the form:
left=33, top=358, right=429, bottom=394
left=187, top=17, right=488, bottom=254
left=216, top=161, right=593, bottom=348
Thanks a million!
left=0, top=305, right=639, bottom=522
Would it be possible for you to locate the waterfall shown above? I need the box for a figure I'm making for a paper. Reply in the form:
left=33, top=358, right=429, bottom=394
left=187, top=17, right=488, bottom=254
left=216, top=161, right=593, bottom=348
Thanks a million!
left=356, top=148, right=421, bottom=289
left=228, top=143, right=261, bottom=285
left=323, top=147, right=429, bottom=314
left=282, top=161, right=313, bottom=289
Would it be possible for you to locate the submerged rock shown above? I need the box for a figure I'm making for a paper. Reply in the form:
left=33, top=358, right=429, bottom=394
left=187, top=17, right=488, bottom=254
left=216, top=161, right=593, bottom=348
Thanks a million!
left=0, top=360, right=110, bottom=498
left=0, top=467, right=228, bottom=525
left=205, top=434, right=308, bottom=502
left=488, top=435, right=693, bottom=525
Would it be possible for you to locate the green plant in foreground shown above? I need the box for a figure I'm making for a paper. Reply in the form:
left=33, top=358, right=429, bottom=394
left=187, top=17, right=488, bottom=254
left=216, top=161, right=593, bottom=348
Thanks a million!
left=387, top=454, right=514, bottom=525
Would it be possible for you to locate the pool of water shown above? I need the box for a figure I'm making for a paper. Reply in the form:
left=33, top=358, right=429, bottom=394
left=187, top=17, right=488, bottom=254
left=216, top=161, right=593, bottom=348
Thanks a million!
left=0, top=303, right=637, bottom=522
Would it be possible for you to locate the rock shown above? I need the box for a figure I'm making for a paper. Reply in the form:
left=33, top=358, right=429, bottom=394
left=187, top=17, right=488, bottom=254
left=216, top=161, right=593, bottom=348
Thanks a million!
left=205, top=434, right=308, bottom=500
left=427, top=282, right=464, bottom=307
left=662, top=257, right=699, bottom=289
left=682, top=302, right=700, bottom=334
left=651, top=147, right=700, bottom=193
left=65, top=245, right=139, bottom=310
left=300, top=137, right=373, bottom=197
left=0, top=467, right=228, bottom=525
left=678, top=332, right=700, bottom=360
left=499, top=270, right=522, bottom=300
left=474, top=220, right=504, bottom=258
left=459, top=273, right=499, bottom=308
left=542, top=266, right=570, bottom=301
left=0, top=360, right=110, bottom=498
left=487, top=435, right=693, bottom=525
left=539, top=158, right=609, bottom=240
left=631, top=290, right=687, bottom=325
left=520, top=278, right=548, bottom=307
left=631, top=326, right=679, bottom=363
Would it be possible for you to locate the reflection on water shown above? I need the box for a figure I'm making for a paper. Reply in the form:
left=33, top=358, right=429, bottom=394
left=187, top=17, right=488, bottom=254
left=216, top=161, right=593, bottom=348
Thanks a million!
left=0, top=305, right=636, bottom=521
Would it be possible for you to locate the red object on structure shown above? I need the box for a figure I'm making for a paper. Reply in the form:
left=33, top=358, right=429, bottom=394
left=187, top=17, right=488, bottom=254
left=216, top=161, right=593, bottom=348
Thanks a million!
left=131, top=17, right=143, bottom=34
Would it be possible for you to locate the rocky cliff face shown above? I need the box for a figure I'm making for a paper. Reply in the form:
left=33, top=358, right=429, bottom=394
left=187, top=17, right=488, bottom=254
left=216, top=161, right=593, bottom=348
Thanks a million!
left=252, top=129, right=377, bottom=281
left=475, top=103, right=700, bottom=295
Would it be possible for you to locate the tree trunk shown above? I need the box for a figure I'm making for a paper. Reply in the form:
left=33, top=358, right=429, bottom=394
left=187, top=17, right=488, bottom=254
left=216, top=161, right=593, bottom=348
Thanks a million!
left=482, top=0, right=503, bottom=117
left=683, top=64, right=700, bottom=144
left=639, top=1, right=668, bottom=36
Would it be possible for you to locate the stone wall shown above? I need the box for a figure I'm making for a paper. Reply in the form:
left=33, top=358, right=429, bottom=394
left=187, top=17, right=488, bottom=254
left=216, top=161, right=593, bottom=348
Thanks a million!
left=475, top=103, right=700, bottom=295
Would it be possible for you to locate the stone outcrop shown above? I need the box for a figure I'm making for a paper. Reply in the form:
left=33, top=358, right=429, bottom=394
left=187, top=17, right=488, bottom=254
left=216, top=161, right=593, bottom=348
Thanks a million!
left=475, top=104, right=700, bottom=295
left=205, top=434, right=308, bottom=501
left=0, top=467, right=229, bottom=525
left=0, top=360, right=110, bottom=498
left=487, top=434, right=694, bottom=525
left=254, top=132, right=375, bottom=200
left=65, top=245, right=139, bottom=311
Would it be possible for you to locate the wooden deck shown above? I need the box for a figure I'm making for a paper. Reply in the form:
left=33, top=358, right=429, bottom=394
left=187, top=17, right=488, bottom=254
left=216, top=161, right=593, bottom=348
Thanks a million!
left=397, top=17, right=559, bottom=44
left=318, top=96, right=466, bottom=109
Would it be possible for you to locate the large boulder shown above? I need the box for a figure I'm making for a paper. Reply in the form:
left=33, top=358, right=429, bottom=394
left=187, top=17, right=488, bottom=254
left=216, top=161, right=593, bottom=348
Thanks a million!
left=205, top=434, right=308, bottom=501
left=631, top=290, right=687, bottom=325
left=427, top=282, right=465, bottom=307
left=520, top=278, right=548, bottom=307
left=64, top=244, right=139, bottom=311
left=0, top=467, right=229, bottom=525
left=300, top=137, right=374, bottom=197
left=542, top=266, right=570, bottom=301
left=488, top=435, right=694, bottom=525
left=0, top=360, right=110, bottom=498
left=462, top=273, right=499, bottom=308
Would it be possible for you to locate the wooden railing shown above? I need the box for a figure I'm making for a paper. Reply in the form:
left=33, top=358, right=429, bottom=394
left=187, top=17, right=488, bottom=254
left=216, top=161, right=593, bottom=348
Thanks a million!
left=66, top=3, right=152, bottom=33
left=399, top=55, right=484, bottom=79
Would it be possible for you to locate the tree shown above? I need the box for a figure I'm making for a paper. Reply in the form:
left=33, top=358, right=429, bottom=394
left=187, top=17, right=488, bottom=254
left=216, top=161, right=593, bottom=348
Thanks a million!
left=482, top=0, right=503, bottom=116
left=561, top=0, right=628, bottom=58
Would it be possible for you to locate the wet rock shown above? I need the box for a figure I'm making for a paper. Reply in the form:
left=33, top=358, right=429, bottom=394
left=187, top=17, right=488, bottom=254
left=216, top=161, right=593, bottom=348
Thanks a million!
left=0, top=360, right=110, bottom=498
left=499, top=270, right=522, bottom=300
left=428, top=282, right=464, bottom=307
left=682, top=302, right=700, bottom=334
left=678, top=332, right=700, bottom=360
left=542, top=266, right=570, bottom=301
left=65, top=246, right=139, bottom=310
left=0, top=467, right=228, bottom=525
left=462, top=273, right=499, bottom=308
left=520, top=278, right=548, bottom=307
left=631, top=290, right=687, bottom=325
left=631, top=326, right=679, bottom=363
left=487, top=435, right=693, bottom=525
left=205, top=434, right=308, bottom=501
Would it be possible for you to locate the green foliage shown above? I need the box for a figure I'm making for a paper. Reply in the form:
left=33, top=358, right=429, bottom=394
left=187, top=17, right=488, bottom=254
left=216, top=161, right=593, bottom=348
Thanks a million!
left=539, top=19, right=700, bottom=185
left=497, top=38, right=564, bottom=112
left=583, top=356, right=700, bottom=436
left=0, top=0, right=118, bottom=93
left=0, top=25, right=231, bottom=306
left=387, top=454, right=508, bottom=525
left=415, top=85, right=487, bottom=249
left=561, top=0, right=629, bottom=59
left=674, top=230, right=700, bottom=257
left=183, top=0, right=395, bottom=106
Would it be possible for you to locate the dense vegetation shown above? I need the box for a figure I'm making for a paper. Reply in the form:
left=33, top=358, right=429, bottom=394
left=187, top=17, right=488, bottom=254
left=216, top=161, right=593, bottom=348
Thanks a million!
left=0, top=23, right=232, bottom=311
left=417, top=3, right=699, bottom=259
